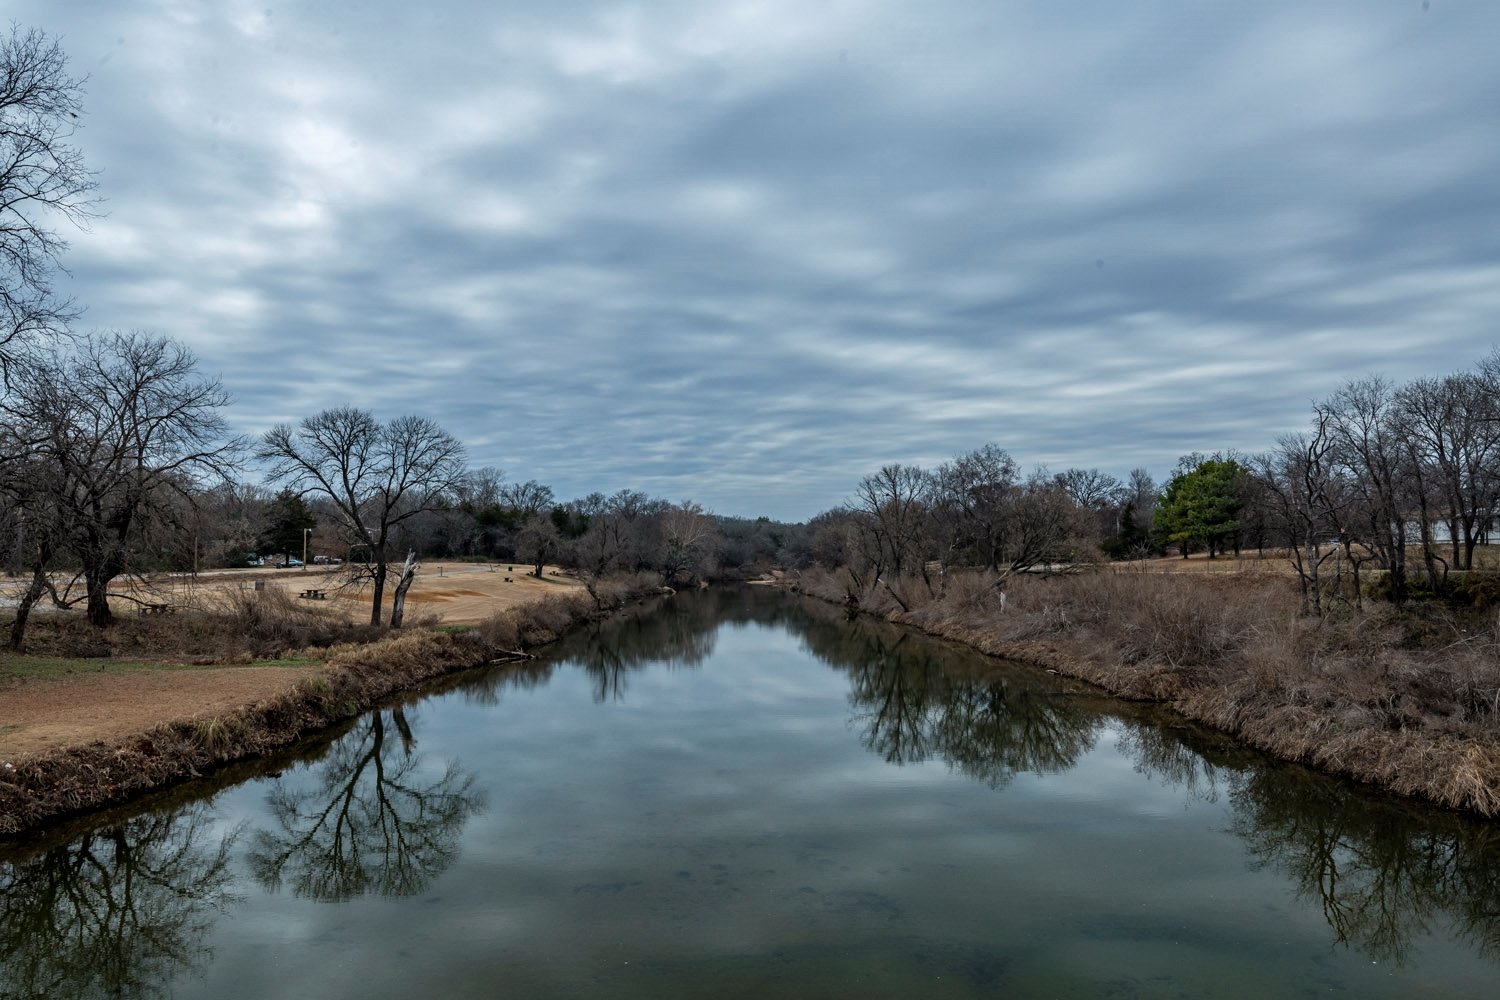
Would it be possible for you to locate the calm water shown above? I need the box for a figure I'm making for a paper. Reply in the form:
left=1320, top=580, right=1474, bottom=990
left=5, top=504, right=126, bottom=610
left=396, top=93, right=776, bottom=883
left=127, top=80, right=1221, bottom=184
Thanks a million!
left=4, top=588, right=1500, bottom=998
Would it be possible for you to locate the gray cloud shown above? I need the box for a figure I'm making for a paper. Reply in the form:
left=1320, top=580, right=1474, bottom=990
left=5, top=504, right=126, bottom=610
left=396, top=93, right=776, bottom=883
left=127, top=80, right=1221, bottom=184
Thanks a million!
left=14, top=0, right=1500, bottom=518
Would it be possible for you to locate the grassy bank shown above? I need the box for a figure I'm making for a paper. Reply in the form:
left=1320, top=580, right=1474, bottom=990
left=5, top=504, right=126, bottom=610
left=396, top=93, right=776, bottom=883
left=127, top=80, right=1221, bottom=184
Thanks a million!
left=0, top=575, right=663, bottom=837
left=794, top=567, right=1500, bottom=816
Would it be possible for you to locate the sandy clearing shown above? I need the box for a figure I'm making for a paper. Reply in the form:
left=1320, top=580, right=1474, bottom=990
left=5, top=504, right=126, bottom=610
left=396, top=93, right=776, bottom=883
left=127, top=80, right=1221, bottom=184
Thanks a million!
left=0, top=560, right=589, bottom=625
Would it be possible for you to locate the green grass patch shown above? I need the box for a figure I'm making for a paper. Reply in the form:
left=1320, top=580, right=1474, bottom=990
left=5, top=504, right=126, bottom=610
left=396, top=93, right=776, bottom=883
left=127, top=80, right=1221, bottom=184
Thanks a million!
left=0, top=653, right=325, bottom=685
left=0, top=654, right=182, bottom=683
left=434, top=624, right=475, bottom=634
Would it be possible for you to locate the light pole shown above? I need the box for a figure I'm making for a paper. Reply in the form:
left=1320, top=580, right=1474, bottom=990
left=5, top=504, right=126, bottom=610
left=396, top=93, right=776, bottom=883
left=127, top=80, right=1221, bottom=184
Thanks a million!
left=302, top=527, right=312, bottom=571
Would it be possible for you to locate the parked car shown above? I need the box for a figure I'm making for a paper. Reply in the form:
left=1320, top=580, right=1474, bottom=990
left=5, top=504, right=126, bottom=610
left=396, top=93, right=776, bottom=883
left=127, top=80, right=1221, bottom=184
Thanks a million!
left=279, top=557, right=304, bottom=567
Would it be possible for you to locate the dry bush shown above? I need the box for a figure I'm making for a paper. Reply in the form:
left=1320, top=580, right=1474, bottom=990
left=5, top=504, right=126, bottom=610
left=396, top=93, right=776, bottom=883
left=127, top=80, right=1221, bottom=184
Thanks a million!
left=589, top=571, right=664, bottom=609
left=199, top=586, right=382, bottom=656
left=793, top=566, right=861, bottom=605
left=937, top=570, right=1008, bottom=616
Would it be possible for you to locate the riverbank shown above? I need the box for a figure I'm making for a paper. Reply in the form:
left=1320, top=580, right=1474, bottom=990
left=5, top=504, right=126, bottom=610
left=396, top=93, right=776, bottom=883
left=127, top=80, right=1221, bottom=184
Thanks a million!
left=792, top=567, right=1500, bottom=816
left=0, top=576, right=663, bottom=837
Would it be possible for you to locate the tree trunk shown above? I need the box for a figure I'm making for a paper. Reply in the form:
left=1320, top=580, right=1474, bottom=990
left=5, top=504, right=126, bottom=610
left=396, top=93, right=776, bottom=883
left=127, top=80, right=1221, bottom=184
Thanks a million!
left=9, top=565, right=50, bottom=649
left=368, top=560, right=387, bottom=626
left=83, top=561, right=115, bottom=627
left=1303, top=539, right=1321, bottom=616
left=389, top=550, right=418, bottom=628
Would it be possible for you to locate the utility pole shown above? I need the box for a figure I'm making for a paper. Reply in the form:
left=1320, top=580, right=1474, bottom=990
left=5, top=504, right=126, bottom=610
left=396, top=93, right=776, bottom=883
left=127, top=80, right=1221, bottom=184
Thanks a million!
left=302, top=527, right=312, bottom=571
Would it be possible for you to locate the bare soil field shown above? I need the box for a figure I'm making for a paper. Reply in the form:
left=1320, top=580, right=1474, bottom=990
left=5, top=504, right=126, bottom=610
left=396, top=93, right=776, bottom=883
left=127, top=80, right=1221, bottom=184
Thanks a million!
left=0, top=561, right=581, bottom=761
left=0, top=663, right=321, bottom=759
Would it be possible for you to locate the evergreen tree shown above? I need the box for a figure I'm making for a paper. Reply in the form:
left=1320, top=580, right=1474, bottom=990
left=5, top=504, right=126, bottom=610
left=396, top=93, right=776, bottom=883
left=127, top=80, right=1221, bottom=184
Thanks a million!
left=1156, top=458, right=1248, bottom=558
left=257, top=489, right=316, bottom=560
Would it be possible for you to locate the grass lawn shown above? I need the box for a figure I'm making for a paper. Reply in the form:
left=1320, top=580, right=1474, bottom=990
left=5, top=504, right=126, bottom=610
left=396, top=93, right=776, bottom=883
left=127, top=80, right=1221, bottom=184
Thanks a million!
left=0, top=653, right=324, bottom=687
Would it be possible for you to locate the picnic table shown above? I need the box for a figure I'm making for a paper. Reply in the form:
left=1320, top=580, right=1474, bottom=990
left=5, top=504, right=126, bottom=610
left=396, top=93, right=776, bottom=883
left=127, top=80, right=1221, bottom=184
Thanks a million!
left=139, top=602, right=176, bottom=616
left=299, top=588, right=327, bottom=600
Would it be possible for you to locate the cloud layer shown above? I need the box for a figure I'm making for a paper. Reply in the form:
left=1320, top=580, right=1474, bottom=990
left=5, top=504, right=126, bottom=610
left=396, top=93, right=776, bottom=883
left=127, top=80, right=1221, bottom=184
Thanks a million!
left=16, top=0, right=1500, bottom=518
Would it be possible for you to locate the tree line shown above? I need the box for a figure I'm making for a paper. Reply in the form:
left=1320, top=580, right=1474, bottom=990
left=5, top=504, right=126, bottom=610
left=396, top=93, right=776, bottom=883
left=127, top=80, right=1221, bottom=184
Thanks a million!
left=811, top=352, right=1500, bottom=615
left=1, top=365, right=808, bottom=637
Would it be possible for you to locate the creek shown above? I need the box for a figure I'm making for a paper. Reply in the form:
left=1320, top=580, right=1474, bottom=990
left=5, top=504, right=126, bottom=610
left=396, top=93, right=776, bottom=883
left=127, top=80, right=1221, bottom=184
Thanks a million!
left=3, top=587, right=1499, bottom=998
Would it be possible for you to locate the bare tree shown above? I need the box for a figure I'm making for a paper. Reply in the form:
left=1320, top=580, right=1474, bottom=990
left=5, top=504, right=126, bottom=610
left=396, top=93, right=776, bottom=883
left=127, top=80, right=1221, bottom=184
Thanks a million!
left=1257, top=413, right=1350, bottom=615
left=0, top=24, right=98, bottom=376
left=0, top=333, right=239, bottom=626
left=569, top=489, right=665, bottom=579
left=933, top=445, right=1019, bottom=572
left=1396, top=373, right=1500, bottom=571
left=516, top=514, right=562, bottom=579
left=1322, top=377, right=1411, bottom=602
left=849, top=463, right=933, bottom=580
left=0, top=445, right=66, bottom=646
left=659, top=500, right=717, bottom=585
left=258, top=408, right=466, bottom=626
left=500, top=479, right=554, bottom=520
left=1054, top=467, right=1123, bottom=509
left=997, top=471, right=1090, bottom=573
left=1055, top=467, right=1125, bottom=544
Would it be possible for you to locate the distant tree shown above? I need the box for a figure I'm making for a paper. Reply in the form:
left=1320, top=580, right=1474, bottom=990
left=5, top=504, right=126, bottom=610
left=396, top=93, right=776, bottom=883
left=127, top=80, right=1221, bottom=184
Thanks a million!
left=194, top=481, right=268, bottom=568
left=500, top=480, right=554, bottom=522
left=258, top=408, right=466, bottom=625
left=515, top=514, right=562, bottom=579
left=0, top=24, right=98, bottom=375
left=1256, top=413, right=1350, bottom=615
left=1054, top=467, right=1123, bottom=509
left=933, top=445, right=1019, bottom=572
left=849, top=463, right=932, bottom=580
left=659, top=500, right=717, bottom=585
left=1055, top=467, right=1125, bottom=546
left=1127, top=467, right=1157, bottom=537
left=1396, top=372, right=1500, bottom=572
left=996, top=471, right=1091, bottom=572
left=567, top=489, right=665, bottom=578
left=256, top=489, right=316, bottom=562
left=1321, top=377, right=1411, bottom=602
left=1156, top=457, right=1249, bottom=559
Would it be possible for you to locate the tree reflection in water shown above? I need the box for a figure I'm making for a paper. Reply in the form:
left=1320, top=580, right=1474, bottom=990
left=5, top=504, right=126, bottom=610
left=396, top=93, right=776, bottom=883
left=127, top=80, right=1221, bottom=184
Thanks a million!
left=798, top=606, right=1100, bottom=785
left=1230, top=766, right=1500, bottom=965
left=0, top=804, right=239, bottom=999
left=248, top=707, right=483, bottom=901
left=775, top=590, right=1500, bottom=964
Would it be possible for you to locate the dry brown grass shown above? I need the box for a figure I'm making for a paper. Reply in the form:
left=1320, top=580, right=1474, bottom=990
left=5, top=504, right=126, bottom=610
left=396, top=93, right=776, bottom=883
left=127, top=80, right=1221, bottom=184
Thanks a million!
left=794, top=566, right=1500, bottom=816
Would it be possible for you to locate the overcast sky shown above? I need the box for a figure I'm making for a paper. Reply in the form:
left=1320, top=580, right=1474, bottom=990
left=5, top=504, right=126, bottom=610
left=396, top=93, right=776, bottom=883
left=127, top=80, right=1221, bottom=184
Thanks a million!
left=13, top=0, right=1500, bottom=520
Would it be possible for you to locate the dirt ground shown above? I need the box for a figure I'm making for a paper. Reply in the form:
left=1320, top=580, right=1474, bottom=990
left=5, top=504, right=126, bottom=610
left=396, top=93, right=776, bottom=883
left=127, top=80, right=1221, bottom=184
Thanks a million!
left=0, top=561, right=581, bottom=762
left=0, top=664, right=322, bottom=759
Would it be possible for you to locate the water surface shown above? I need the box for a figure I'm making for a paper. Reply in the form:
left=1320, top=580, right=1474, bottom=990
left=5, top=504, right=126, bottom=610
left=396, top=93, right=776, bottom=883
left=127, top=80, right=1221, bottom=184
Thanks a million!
left=4, top=588, right=1500, bottom=997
